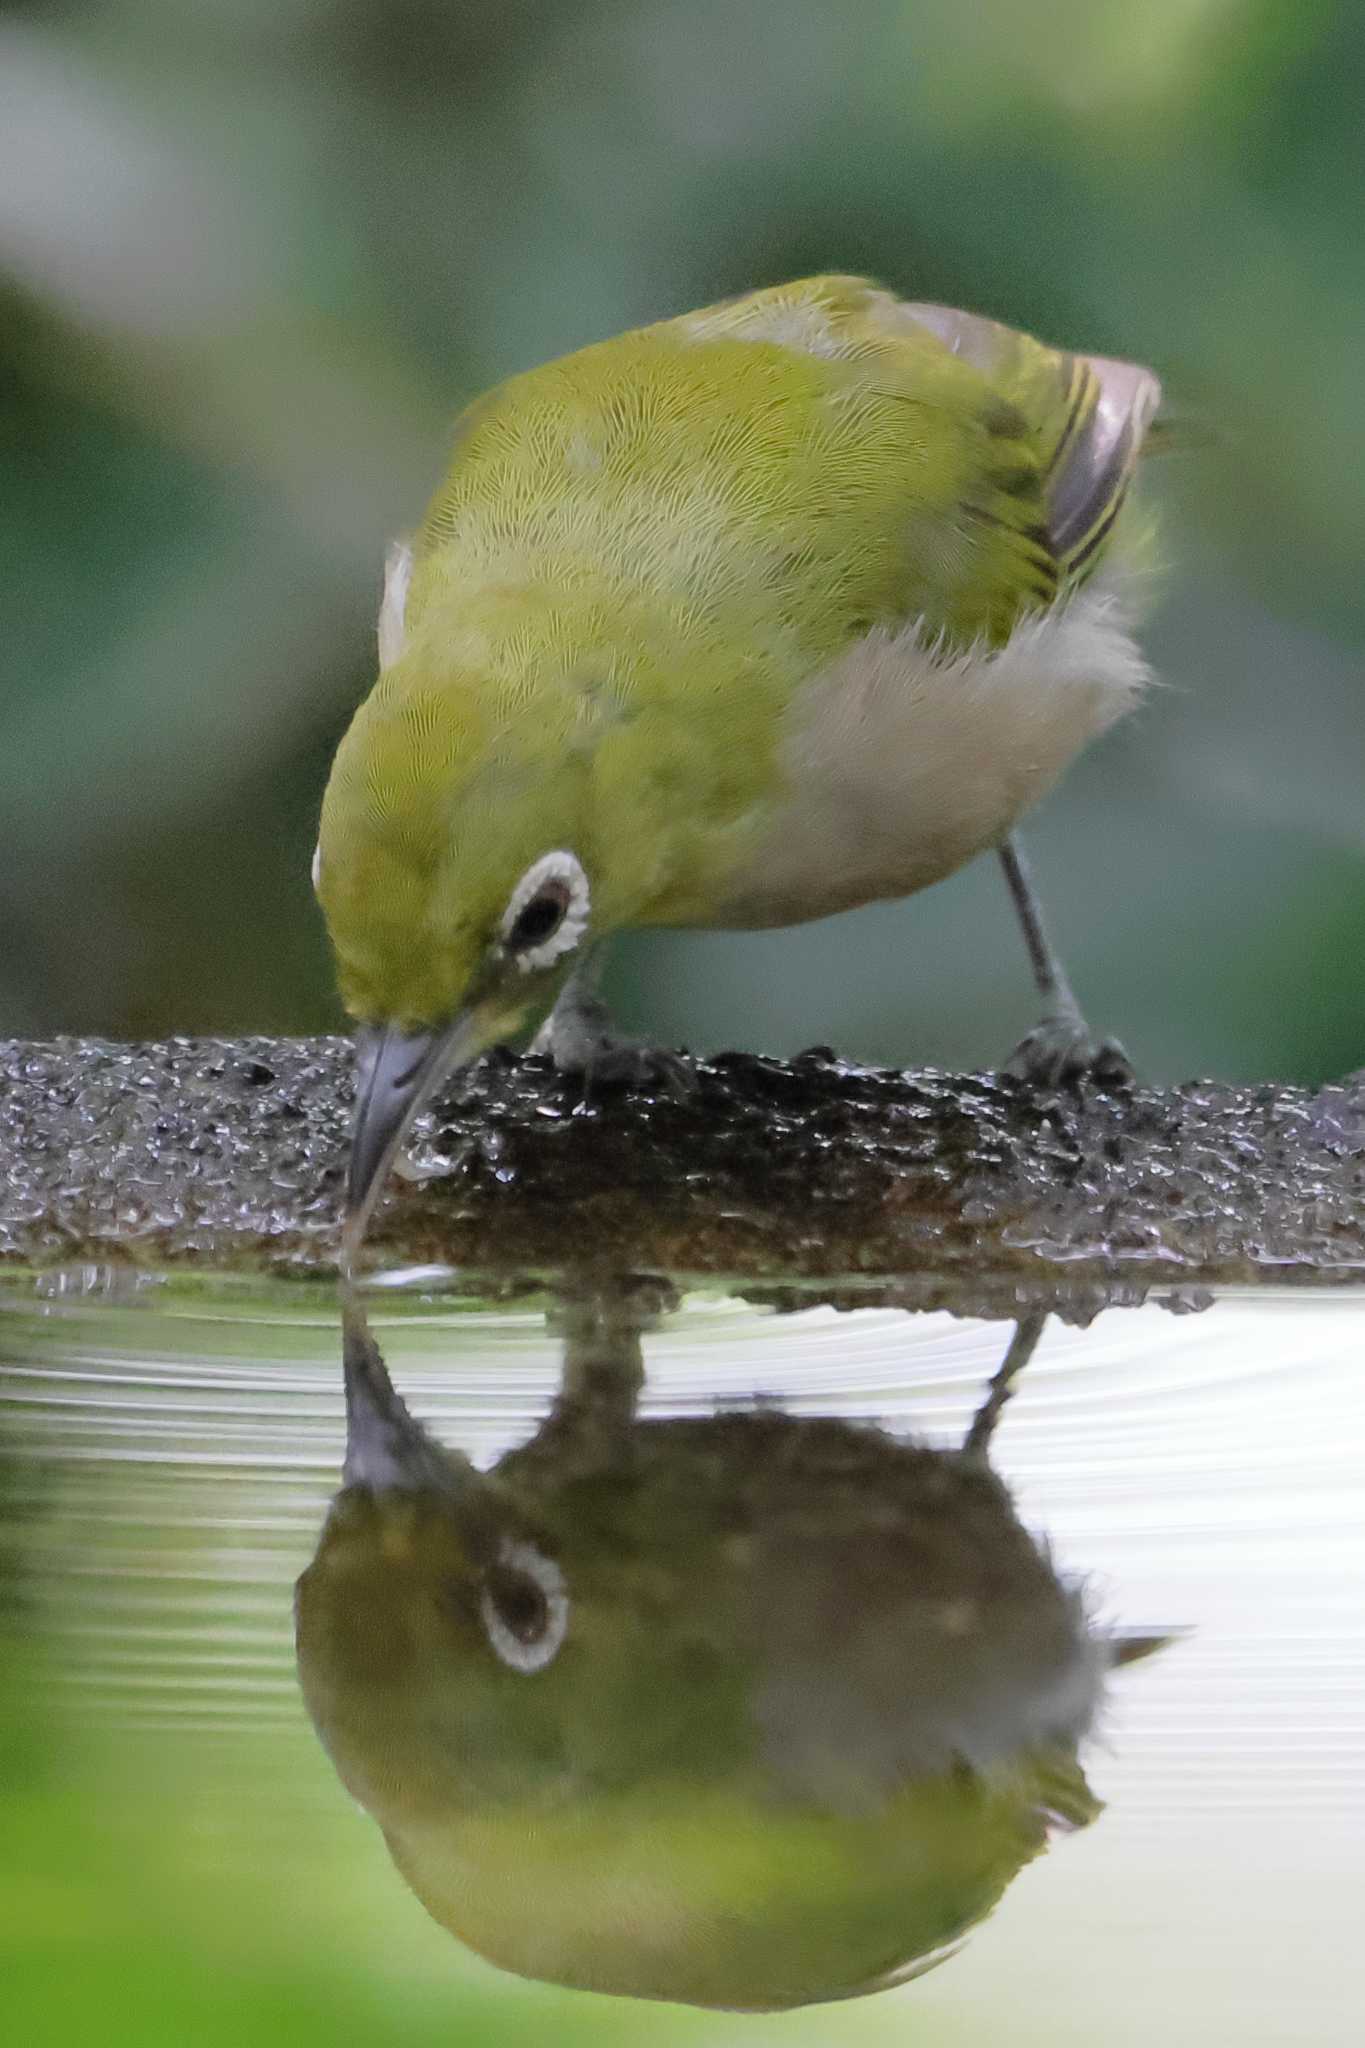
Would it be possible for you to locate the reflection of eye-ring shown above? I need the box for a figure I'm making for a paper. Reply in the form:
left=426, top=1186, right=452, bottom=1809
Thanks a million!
left=480, top=1537, right=570, bottom=1673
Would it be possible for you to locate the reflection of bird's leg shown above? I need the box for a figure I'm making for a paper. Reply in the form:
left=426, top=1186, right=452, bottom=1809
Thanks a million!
left=558, top=1291, right=645, bottom=1424
left=963, top=1309, right=1048, bottom=1460
left=998, top=835, right=1132, bottom=1088
left=532, top=1278, right=674, bottom=1465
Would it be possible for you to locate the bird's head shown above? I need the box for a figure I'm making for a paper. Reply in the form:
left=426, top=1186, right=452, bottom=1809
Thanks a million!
left=316, top=658, right=604, bottom=1259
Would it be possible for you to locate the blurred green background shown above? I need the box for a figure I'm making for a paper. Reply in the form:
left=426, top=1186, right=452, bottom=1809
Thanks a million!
left=3, top=0, right=1362, bottom=1079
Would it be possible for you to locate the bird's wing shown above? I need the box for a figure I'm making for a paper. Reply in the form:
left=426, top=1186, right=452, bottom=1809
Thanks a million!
left=676, top=276, right=1163, bottom=645
left=898, top=297, right=1163, bottom=586
left=409, top=276, right=1163, bottom=660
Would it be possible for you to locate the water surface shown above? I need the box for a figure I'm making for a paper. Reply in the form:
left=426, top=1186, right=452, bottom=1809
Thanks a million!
left=2, top=1273, right=1362, bottom=2044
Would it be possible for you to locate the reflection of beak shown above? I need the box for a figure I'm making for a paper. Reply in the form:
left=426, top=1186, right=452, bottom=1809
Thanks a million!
left=340, top=1283, right=475, bottom=1494
left=343, top=1012, right=485, bottom=1271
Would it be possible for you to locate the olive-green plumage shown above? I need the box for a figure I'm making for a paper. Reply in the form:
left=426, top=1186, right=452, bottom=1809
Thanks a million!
left=318, top=274, right=1159, bottom=1029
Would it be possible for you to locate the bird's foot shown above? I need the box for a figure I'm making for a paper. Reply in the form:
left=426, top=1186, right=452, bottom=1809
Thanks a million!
left=533, top=992, right=693, bottom=1099
left=1003, top=1012, right=1134, bottom=1091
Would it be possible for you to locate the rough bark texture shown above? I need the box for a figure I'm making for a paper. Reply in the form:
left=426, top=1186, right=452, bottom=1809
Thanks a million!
left=2, top=1037, right=1363, bottom=1320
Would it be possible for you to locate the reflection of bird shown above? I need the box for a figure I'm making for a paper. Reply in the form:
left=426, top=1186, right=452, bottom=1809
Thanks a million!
left=296, top=1300, right=1167, bottom=2009
left=312, top=275, right=1163, bottom=1257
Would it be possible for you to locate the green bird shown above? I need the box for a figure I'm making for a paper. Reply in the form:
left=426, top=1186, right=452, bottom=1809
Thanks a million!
left=295, top=1298, right=1167, bottom=2010
left=315, top=276, right=1163, bottom=1255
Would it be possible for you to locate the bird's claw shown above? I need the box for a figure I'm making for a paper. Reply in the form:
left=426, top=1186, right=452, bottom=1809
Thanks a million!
left=575, top=1038, right=695, bottom=1101
left=534, top=996, right=694, bottom=1101
left=1003, top=1015, right=1133, bottom=1092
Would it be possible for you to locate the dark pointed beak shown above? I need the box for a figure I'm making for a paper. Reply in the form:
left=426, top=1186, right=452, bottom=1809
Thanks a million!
left=341, top=1285, right=476, bottom=1495
left=343, top=1013, right=484, bottom=1271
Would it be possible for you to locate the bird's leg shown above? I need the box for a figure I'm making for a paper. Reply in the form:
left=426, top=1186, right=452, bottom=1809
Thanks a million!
left=532, top=945, right=693, bottom=1097
left=997, top=835, right=1133, bottom=1088
left=530, top=946, right=609, bottom=1065
left=962, top=1310, right=1048, bottom=1461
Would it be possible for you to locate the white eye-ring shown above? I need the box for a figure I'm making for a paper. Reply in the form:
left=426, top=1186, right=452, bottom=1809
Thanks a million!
left=310, top=841, right=322, bottom=894
left=499, top=850, right=590, bottom=973
left=479, top=1537, right=569, bottom=1674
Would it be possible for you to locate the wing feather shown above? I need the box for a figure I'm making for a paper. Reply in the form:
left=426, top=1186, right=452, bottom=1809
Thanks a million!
left=898, top=300, right=1162, bottom=590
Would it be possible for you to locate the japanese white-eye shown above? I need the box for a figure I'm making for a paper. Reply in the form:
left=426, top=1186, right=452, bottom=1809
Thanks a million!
left=314, top=276, right=1163, bottom=1256
left=295, top=1299, right=1166, bottom=2009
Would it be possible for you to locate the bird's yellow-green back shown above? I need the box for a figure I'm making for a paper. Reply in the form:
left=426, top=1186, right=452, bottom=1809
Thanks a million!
left=407, top=273, right=1152, bottom=677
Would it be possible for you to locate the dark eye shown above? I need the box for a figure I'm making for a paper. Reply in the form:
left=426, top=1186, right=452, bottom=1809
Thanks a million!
left=479, top=1539, right=568, bottom=1673
left=499, top=849, right=589, bottom=969
left=508, top=884, right=569, bottom=952
left=486, top=1563, right=549, bottom=1641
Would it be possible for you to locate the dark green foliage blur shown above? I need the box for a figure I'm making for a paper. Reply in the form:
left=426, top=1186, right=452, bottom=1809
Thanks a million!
left=2, top=0, right=1362, bottom=1081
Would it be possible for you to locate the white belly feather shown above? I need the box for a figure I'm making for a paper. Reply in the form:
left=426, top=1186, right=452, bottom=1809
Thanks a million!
left=711, top=579, right=1150, bottom=928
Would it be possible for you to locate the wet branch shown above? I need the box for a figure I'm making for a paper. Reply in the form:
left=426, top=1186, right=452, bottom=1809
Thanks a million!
left=1, top=1038, right=1363, bottom=1320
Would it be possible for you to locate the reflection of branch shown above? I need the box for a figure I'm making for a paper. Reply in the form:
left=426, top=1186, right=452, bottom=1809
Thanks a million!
left=2, top=1038, right=1363, bottom=1320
